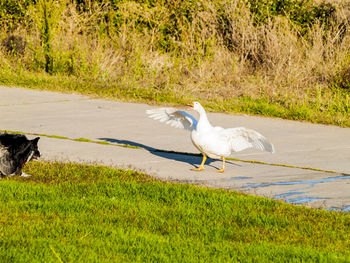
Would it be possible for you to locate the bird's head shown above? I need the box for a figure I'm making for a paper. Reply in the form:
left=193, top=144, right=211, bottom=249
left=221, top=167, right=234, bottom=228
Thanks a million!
left=187, top=102, right=203, bottom=112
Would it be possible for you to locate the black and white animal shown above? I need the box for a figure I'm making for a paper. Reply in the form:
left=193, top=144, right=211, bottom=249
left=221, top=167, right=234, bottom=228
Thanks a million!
left=0, top=133, right=40, bottom=177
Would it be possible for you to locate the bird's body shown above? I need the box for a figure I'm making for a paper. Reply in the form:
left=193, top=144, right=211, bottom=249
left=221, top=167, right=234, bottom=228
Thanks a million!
left=190, top=119, right=230, bottom=159
left=146, top=102, right=274, bottom=172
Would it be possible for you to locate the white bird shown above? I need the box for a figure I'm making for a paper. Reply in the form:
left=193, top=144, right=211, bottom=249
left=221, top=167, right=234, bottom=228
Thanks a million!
left=146, top=102, right=274, bottom=172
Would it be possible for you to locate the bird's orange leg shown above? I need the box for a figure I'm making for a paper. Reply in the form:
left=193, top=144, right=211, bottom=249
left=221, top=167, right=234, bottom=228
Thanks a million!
left=191, top=155, right=207, bottom=171
left=216, top=157, right=225, bottom=173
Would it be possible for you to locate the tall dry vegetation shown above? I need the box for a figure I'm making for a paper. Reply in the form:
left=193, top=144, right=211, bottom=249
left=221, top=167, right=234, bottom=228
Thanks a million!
left=0, top=0, right=349, bottom=123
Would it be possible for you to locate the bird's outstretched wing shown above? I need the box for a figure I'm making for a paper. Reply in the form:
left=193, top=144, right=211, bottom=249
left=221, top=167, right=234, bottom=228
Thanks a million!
left=220, top=127, right=275, bottom=153
left=146, top=108, right=197, bottom=131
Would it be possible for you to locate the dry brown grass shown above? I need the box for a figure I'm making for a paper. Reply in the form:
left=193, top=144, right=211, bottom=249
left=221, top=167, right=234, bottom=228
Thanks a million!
left=0, top=0, right=349, bottom=125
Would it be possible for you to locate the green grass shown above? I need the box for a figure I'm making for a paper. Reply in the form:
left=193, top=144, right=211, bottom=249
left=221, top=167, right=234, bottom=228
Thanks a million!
left=1, top=161, right=349, bottom=262
left=1, top=69, right=350, bottom=127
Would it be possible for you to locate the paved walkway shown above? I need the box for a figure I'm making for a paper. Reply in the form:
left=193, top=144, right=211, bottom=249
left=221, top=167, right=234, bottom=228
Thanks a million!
left=1, top=86, right=350, bottom=211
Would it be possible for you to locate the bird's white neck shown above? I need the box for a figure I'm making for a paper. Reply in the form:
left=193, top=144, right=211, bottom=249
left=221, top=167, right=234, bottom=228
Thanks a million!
left=196, top=107, right=212, bottom=130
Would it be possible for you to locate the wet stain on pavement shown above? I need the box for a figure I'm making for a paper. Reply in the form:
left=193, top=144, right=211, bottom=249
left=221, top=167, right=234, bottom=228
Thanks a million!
left=241, top=174, right=350, bottom=211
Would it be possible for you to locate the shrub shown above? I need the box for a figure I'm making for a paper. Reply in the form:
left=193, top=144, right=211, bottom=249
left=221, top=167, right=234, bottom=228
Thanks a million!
left=0, top=0, right=35, bottom=31
left=1, top=35, right=26, bottom=55
left=333, top=55, right=350, bottom=90
left=247, top=0, right=336, bottom=33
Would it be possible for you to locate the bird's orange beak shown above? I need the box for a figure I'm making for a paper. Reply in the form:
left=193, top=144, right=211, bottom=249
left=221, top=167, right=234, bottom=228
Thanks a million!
left=187, top=102, right=194, bottom=108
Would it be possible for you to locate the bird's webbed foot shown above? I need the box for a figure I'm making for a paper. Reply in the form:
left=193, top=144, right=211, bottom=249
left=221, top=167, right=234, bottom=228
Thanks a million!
left=191, top=167, right=204, bottom=172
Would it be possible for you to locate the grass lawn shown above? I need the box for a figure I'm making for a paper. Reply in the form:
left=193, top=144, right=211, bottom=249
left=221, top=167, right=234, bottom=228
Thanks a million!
left=0, top=161, right=349, bottom=262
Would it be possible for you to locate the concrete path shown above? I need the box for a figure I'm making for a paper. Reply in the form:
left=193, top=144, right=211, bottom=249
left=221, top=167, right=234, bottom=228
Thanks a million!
left=1, top=86, right=350, bottom=211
